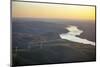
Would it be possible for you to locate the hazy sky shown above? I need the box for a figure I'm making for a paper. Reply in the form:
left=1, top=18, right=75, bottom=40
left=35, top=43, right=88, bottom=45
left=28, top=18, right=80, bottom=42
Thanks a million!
left=12, top=1, right=95, bottom=20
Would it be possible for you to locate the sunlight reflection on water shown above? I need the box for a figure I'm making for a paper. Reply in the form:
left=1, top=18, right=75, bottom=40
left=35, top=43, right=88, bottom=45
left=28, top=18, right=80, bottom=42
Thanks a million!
left=59, top=25, right=95, bottom=46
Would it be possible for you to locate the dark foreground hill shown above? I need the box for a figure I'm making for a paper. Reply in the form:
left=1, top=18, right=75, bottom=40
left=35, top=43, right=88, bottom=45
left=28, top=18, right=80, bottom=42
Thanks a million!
left=12, top=39, right=96, bottom=66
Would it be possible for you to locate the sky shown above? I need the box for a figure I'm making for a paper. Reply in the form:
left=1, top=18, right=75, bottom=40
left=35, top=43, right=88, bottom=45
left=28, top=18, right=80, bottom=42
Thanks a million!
left=12, top=1, right=95, bottom=20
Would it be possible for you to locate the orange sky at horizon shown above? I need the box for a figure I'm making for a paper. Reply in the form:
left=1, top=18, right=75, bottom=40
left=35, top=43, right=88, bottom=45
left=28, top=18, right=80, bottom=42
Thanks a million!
left=12, top=1, right=95, bottom=21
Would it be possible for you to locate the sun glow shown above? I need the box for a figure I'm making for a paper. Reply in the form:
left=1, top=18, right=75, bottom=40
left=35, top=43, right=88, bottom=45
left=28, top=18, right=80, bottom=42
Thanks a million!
left=12, top=1, right=95, bottom=20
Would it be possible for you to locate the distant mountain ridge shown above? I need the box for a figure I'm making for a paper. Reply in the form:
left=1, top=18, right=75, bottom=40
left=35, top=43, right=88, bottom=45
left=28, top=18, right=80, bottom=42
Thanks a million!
left=12, top=18, right=95, bottom=41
